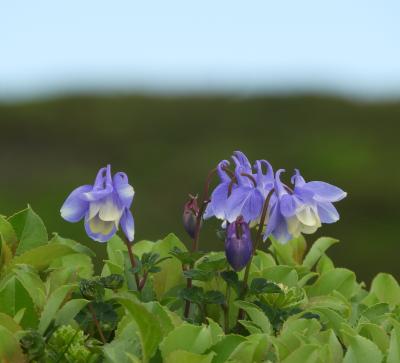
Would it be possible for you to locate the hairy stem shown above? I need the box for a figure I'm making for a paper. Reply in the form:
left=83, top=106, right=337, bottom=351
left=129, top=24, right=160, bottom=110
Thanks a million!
left=184, top=167, right=217, bottom=319
left=123, top=237, right=141, bottom=291
left=88, top=303, right=106, bottom=344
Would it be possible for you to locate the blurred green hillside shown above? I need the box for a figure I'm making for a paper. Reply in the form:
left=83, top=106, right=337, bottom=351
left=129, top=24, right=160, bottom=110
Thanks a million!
left=1, top=94, right=399, bottom=283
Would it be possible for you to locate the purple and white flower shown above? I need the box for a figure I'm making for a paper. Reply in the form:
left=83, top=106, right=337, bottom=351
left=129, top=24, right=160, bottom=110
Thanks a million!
left=265, top=169, right=347, bottom=243
left=60, top=165, right=135, bottom=242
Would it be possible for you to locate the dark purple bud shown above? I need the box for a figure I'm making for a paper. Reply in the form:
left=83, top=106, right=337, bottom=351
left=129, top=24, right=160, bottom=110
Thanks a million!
left=225, top=216, right=253, bottom=271
left=183, top=195, right=200, bottom=239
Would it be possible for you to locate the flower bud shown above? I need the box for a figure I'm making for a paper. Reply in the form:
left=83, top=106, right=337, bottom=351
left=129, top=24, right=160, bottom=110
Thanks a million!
left=183, top=195, right=200, bottom=239
left=225, top=216, right=253, bottom=271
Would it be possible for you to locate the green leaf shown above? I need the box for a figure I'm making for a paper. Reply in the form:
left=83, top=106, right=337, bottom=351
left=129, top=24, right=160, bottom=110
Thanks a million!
left=249, top=278, right=282, bottom=295
left=208, top=334, right=247, bottom=363
left=151, top=233, right=187, bottom=298
left=160, top=322, right=219, bottom=358
left=261, top=265, right=298, bottom=287
left=119, top=298, right=163, bottom=362
left=343, top=334, right=383, bottom=363
left=270, top=235, right=307, bottom=266
left=9, top=206, right=48, bottom=255
left=387, top=321, right=400, bottom=363
left=184, top=269, right=214, bottom=281
left=49, top=233, right=96, bottom=257
left=0, top=312, right=21, bottom=333
left=358, top=323, right=389, bottom=353
left=225, top=333, right=270, bottom=363
left=169, top=247, right=206, bottom=265
left=364, top=273, right=400, bottom=306
left=180, top=286, right=205, bottom=304
left=0, top=325, right=25, bottom=362
left=307, top=268, right=358, bottom=299
left=12, top=243, right=76, bottom=271
left=196, top=252, right=228, bottom=272
left=281, top=344, right=321, bottom=363
left=203, top=290, right=225, bottom=305
left=302, top=237, right=339, bottom=270
left=38, top=284, right=76, bottom=334
left=235, top=300, right=271, bottom=334
left=55, top=298, right=89, bottom=326
left=12, top=266, right=46, bottom=309
left=0, top=215, right=17, bottom=247
left=0, top=276, right=38, bottom=329
left=165, top=350, right=215, bottom=363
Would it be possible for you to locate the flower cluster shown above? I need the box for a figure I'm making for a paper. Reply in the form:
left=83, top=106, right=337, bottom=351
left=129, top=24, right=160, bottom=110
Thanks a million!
left=205, top=151, right=346, bottom=243
left=60, top=165, right=135, bottom=242
left=203, top=151, right=346, bottom=270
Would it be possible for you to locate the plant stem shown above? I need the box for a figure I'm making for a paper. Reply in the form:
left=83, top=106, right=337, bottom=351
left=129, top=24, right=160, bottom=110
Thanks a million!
left=222, top=285, right=231, bottom=333
left=123, top=237, right=141, bottom=291
left=238, top=189, right=275, bottom=321
left=88, top=303, right=106, bottom=344
left=184, top=167, right=217, bottom=319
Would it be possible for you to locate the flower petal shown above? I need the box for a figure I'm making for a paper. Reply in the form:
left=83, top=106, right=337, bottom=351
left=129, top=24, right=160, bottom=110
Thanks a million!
left=317, top=201, right=340, bottom=223
left=120, top=209, right=135, bottom=242
left=98, top=194, right=123, bottom=222
left=84, top=214, right=117, bottom=243
left=60, top=185, right=92, bottom=222
left=204, top=182, right=230, bottom=220
left=304, top=181, right=347, bottom=202
left=113, top=172, right=135, bottom=208
left=225, top=186, right=263, bottom=223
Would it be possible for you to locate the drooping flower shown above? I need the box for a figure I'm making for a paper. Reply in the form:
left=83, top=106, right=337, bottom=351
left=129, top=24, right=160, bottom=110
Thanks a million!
left=60, top=165, right=135, bottom=242
left=205, top=151, right=274, bottom=225
left=224, top=152, right=265, bottom=223
left=265, top=169, right=346, bottom=243
left=225, top=216, right=253, bottom=271
left=183, top=195, right=200, bottom=239
left=203, top=159, right=233, bottom=221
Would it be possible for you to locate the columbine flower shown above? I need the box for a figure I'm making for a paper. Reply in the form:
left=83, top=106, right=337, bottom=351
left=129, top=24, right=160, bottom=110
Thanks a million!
left=205, top=151, right=274, bottom=225
left=60, top=165, right=135, bottom=242
left=225, top=216, right=253, bottom=271
left=265, top=169, right=346, bottom=243
left=203, top=159, right=233, bottom=221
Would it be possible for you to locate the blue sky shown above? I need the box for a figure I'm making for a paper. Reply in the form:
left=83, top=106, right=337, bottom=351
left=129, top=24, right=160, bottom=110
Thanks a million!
left=1, top=0, right=400, bottom=100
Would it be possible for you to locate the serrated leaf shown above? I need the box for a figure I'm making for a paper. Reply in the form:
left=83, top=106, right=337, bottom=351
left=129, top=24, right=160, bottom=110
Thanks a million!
left=249, top=278, right=282, bottom=295
left=184, top=269, right=214, bottom=281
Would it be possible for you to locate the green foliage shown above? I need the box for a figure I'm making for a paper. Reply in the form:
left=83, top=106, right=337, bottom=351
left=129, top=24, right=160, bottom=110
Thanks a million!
left=0, top=207, right=400, bottom=362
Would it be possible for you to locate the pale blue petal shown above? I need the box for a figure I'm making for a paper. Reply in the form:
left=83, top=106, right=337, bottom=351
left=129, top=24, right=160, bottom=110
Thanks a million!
left=317, top=202, right=340, bottom=223
left=120, top=209, right=135, bottom=242
left=226, top=186, right=263, bottom=223
left=305, top=181, right=347, bottom=202
left=113, top=172, right=135, bottom=208
left=60, top=185, right=92, bottom=222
